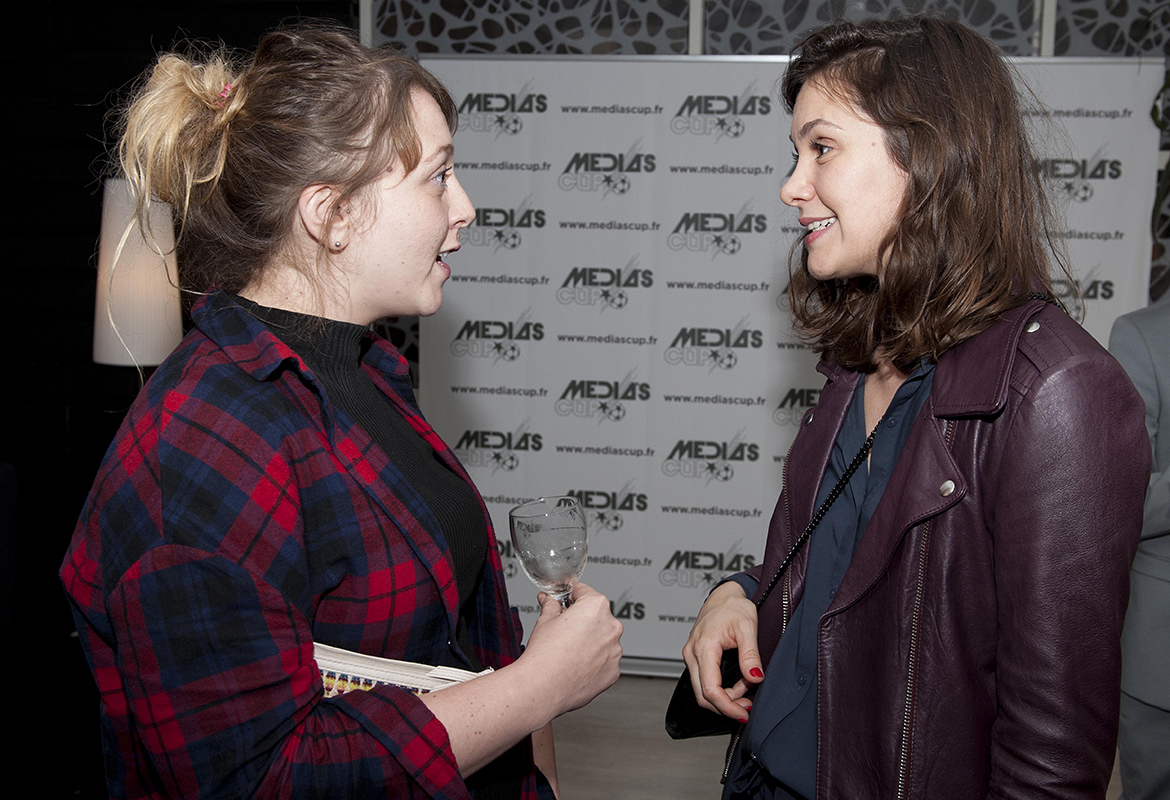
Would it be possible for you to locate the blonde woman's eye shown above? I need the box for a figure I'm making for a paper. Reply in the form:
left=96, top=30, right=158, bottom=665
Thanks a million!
left=435, top=167, right=452, bottom=186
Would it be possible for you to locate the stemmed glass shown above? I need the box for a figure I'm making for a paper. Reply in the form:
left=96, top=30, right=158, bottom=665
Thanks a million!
left=508, top=496, right=588, bottom=607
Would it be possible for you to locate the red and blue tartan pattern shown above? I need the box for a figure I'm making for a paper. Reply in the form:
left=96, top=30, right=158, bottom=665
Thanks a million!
left=61, top=292, right=539, bottom=799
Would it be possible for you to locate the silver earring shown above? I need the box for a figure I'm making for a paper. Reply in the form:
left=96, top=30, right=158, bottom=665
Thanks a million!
left=334, top=241, right=342, bottom=248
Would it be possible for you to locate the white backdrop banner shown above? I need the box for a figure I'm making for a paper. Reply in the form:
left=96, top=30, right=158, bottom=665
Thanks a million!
left=418, top=55, right=1163, bottom=672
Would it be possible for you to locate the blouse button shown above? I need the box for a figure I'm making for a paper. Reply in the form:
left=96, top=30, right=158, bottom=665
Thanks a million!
left=939, top=480, right=956, bottom=497
left=1025, top=321, right=1041, bottom=333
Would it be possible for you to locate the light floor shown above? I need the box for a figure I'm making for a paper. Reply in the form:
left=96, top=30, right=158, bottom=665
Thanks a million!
left=551, top=675, right=1123, bottom=800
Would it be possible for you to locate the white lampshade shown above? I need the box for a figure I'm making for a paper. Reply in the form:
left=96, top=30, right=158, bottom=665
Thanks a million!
left=93, top=178, right=184, bottom=366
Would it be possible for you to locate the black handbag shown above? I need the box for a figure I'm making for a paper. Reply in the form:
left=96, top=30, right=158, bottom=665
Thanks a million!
left=664, top=424, right=879, bottom=740
left=665, top=648, right=744, bottom=738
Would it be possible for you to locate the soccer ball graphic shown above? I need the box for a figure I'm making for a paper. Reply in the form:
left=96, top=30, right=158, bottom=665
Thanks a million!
left=500, top=115, right=523, bottom=135
left=499, top=230, right=522, bottom=249
left=1065, top=181, right=1093, bottom=203
left=725, top=118, right=745, bottom=138
left=602, top=402, right=627, bottom=422
left=720, top=236, right=742, bottom=255
left=494, top=452, right=519, bottom=472
left=496, top=343, right=521, bottom=362
left=610, top=175, right=631, bottom=195
left=595, top=511, right=624, bottom=532
left=709, top=462, right=734, bottom=482
left=714, top=349, right=738, bottom=370
left=606, top=290, right=629, bottom=309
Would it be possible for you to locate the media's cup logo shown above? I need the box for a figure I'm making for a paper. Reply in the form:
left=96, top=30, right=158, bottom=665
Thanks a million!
left=453, top=422, right=542, bottom=472
left=559, top=141, right=656, bottom=196
left=465, top=198, right=545, bottom=251
left=566, top=482, right=648, bottom=532
left=662, top=430, right=759, bottom=482
left=671, top=84, right=771, bottom=139
left=457, top=81, right=547, bottom=136
left=668, top=203, right=767, bottom=258
left=556, top=370, right=651, bottom=424
left=659, top=543, right=757, bottom=590
left=664, top=317, right=764, bottom=371
left=450, top=310, right=544, bottom=362
left=557, top=256, right=653, bottom=311
left=772, top=386, right=822, bottom=427
left=1036, top=147, right=1122, bottom=203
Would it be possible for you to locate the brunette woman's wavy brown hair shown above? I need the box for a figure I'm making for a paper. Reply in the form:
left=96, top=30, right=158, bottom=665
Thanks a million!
left=781, top=16, right=1068, bottom=373
left=116, top=22, right=457, bottom=297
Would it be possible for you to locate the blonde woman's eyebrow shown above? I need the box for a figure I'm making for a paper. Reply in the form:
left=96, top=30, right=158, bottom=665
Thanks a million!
left=420, top=143, right=455, bottom=168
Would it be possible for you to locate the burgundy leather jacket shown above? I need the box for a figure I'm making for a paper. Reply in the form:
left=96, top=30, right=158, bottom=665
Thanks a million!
left=750, top=299, right=1149, bottom=799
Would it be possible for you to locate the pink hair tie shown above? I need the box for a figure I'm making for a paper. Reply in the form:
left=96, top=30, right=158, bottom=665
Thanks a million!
left=215, top=83, right=234, bottom=109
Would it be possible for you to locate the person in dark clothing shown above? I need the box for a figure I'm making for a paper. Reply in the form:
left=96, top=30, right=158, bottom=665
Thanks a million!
left=680, top=16, right=1149, bottom=800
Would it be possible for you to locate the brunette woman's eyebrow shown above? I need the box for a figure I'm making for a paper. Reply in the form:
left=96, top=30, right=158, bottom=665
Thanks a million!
left=796, top=118, right=842, bottom=139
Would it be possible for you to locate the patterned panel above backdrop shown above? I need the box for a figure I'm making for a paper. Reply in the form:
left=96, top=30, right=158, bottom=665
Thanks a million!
left=1057, top=0, right=1169, bottom=58
left=374, top=0, right=691, bottom=53
left=703, top=0, right=1037, bottom=55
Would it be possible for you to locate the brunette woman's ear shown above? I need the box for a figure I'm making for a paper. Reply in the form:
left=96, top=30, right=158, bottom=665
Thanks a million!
left=298, top=184, right=349, bottom=251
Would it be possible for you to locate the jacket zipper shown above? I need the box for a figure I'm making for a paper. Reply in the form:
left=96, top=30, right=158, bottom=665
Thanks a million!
left=722, top=725, right=744, bottom=782
left=895, top=419, right=955, bottom=799
left=781, top=417, right=803, bottom=631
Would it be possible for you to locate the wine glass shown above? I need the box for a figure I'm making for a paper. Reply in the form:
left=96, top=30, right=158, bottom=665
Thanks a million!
left=508, top=496, right=588, bottom=607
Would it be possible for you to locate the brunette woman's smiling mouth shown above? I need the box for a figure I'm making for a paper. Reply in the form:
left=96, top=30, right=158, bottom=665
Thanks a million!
left=800, top=215, right=837, bottom=245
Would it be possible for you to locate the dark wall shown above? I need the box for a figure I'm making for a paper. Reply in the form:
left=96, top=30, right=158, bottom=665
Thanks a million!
left=4, top=3, right=355, bottom=796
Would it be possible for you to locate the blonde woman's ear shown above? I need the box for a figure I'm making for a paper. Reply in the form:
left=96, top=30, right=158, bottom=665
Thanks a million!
left=298, top=184, right=348, bottom=251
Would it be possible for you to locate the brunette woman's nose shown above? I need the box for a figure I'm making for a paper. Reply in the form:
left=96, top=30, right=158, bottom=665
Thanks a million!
left=780, top=166, right=813, bottom=207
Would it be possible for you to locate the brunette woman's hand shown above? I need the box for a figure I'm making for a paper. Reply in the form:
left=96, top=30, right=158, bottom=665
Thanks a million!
left=681, top=581, right=762, bottom=720
left=521, top=582, right=624, bottom=716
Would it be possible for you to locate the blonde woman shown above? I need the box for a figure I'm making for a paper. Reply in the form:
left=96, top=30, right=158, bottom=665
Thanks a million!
left=61, top=24, right=621, bottom=800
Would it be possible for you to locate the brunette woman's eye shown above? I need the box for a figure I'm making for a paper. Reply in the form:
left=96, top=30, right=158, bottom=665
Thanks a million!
left=814, top=142, right=832, bottom=157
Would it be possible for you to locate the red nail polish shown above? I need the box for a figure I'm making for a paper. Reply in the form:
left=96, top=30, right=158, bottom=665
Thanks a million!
left=750, top=668, right=764, bottom=678
left=738, top=717, right=748, bottom=724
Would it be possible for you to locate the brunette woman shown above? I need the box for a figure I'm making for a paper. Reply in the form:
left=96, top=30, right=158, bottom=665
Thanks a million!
left=681, top=16, right=1149, bottom=800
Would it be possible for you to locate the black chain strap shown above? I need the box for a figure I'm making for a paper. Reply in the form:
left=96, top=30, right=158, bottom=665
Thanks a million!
left=754, top=422, right=879, bottom=608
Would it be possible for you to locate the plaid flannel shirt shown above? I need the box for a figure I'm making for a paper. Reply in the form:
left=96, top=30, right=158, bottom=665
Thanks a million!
left=61, top=291, right=539, bottom=800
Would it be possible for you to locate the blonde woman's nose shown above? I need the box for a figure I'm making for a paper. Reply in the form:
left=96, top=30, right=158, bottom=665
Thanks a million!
left=450, top=176, right=475, bottom=227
